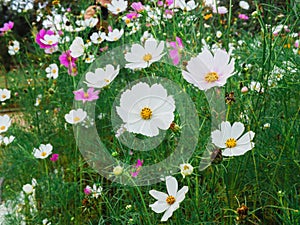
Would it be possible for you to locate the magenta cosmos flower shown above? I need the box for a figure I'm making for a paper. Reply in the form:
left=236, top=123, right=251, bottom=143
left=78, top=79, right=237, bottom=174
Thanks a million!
left=131, top=159, right=143, bottom=177
left=73, top=87, right=100, bottom=103
left=36, top=29, right=59, bottom=49
left=0, top=21, right=14, bottom=35
left=238, top=14, right=249, bottom=20
left=59, top=50, right=77, bottom=68
left=50, top=153, right=59, bottom=162
left=131, top=2, right=144, bottom=12
left=169, top=37, right=184, bottom=65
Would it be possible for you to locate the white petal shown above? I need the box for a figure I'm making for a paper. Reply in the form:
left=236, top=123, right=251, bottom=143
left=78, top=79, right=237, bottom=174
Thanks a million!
left=175, top=186, right=188, bottom=203
left=211, top=130, right=226, bottom=148
left=237, top=131, right=255, bottom=145
left=230, top=122, right=245, bottom=139
left=149, top=201, right=169, bottom=213
left=149, top=190, right=168, bottom=201
left=166, top=176, right=178, bottom=196
left=161, top=203, right=178, bottom=221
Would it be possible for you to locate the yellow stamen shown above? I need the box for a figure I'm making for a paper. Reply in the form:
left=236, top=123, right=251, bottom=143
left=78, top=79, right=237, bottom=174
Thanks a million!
left=184, top=165, right=189, bottom=170
left=140, top=107, right=152, bottom=120
left=73, top=116, right=81, bottom=122
left=0, top=126, right=6, bottom=131
left=225, top=138, right=237, bottom=148
left=2, top=94, right=6, bottom=99
left=166, top=196, right=176, bottom=205
left=205, top=72, right=219, bottom=83
left=143, top=53, right=152, bottom=62
left=41, top=151, right=47, bottom=157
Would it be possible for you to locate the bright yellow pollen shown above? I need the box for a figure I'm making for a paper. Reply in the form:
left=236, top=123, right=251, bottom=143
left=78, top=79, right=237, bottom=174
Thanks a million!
left=143, top=53, right=152, bottom=62
left=184, top=165, right=189, bottom=170
left=166, top=196, right=176, bottom=205
left=205, top=72, right=219, bottom=83
left=48, top=40, right=53, bottom=45
left=225, top=138, right=237, bottom=148
left=2, top=94, right=6, bottom=99
left=73, top=116, right=81, bottom=122
left=41, top=151, right=47, bottom=157
left=140, top=107, right=152, bottom=120
left=52, top=69, right=57, bottom=74
left=84, top=93, right=89, bottom=98
left=125, top=19, right=130, bottom=24
left=0, top=126, right=6, bottom=131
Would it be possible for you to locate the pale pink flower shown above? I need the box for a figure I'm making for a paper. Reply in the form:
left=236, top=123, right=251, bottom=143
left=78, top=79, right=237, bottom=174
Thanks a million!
left=73, top=88, right=100, bottom=103
left=169, top=37, right=184, bottom=65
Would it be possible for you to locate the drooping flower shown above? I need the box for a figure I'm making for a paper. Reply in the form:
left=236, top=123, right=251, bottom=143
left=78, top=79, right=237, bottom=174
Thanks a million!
left=0, top=88, right=11, bottom=102
left=35, top=29, right=59, bottom=49
left=50, top=153, right=59, bottom=162
left=0, top=115, right=11, bottom=134
left=70, top=37, right=85, bottom=58
left=59, top=50, right=77, bottom=68
left=107, top=0, right=128, bottom=15
left=106, top=28, right=124, bottom=42
left=116, top=82, right=175, bottom=137
left=182, top=47, right=235, bottom=91
left=125, top=38, right=165, bottom=69
left=73, top=87, right=100, bottom=103
left=149, top=176, right=188, bottom=222
left=131, top=159, right=143, bottom=177
left=179, top=163, right=193, bottom=178
left=33, top=144, right=53, bottom=159
left=45, top=63, right=59, bottom=79
left=84, top=64, right=120, bottom=88
left=168, top=37, right=184, bottom=65
left=211, top=121, right=255, bottom=156
left=64, top=109, right=87, bottom=124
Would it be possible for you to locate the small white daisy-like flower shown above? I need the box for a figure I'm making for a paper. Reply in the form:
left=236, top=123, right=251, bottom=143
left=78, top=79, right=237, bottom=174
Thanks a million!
left=0, top=114, right=11, bottom=133
left=42, top=218, right=51, bottom=225
left=91, top=184, right=103, bottom=199
left=140, top=31, right=153, bottom=43
left=179, top=163, right=193, bottom=178
left=216, top=30, right=222, bottom=38
left=64, top=108, right=87, bottom=124
left=70, top=37, right=85, bottom=58
left=84, top=64, right=120, bottom=88
left=182, top=47, right=235, bottom=91
left=149, top=176, right=188, bottom=222
left=45, top=63, right=59, bottom=79
left=239, top=1, right=250, bottom=10
left=211, top=121, right=255, bottom=157
left=249, top=81, right=264, bottom=93
left=177, top=0, right=198, bottom=11
left=0, top=135, right=15, bottom=146
left=106, top=28, right=124, bottom=42
left=0, top=88, right=11, bottom=102
left=90, top=31, right=106, bottom=44
left=8, top=40, right=20, bottom=55
left=107, top=0, right=128, bottom=15
left=116, top=82, right=175, bottom=137
left=125, top=38, right=165, bottom=70
left=33, top=143, right=53, bottom=159
left=84, top=54, right=95, bottom=63
left=22, top=184, right=34, bottom=194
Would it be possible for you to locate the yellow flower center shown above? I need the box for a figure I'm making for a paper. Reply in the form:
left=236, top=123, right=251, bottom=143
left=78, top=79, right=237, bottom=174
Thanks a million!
left=204, top=72, right=219, bottom=83
left=140, top=107, right=152, bottom=120
left=225, top=138, right=237, bottom=148
left=84, top=93, right=89, bottom=98
left=52, top=69, right=57, bottom=74
left=143, top=53, right=152, bottom=62
left=117, top=8, right=121, bottom=12
left=104, top=79, right=110, bottom=83
left=0, top=126, right=6, bottom=131
left=166, top=195, right=176, bottom=205
left=73, top=116, right=81, bottom=122
left=184, top=165, right=189, bottom=170
left=47, top=40, right=53, bottom=45
left=2, top=94, right=6, bottom=99
left=41, top=151, right=47, bottom=157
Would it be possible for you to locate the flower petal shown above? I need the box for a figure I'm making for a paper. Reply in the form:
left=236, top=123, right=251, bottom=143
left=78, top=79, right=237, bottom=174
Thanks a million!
left=149, top=190, right=168, bottom=201
left=230, top=122, right=245, bottom=139
left=166, top=176, right=178, bottom=196
left=149, top=201, right=169, bottom=213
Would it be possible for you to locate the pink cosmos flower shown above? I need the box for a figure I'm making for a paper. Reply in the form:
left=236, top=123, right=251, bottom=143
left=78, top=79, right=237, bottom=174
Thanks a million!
left=59, top=50, right=77, bottom=68
left=126, top=11, right=139, bottom=20
left=35, top=29, right=59, bottom=49
left=131, top=2, right=144, bottom=12
left=84, top=186, right=92, bottom=195
left=157, top=1, right=164, bottom=6
left=169, top=37, right=184, bottom=65
left=166, top=0, right=174, bottom=6
left=50, top=153, right=59, bottom=162
left=0, top=21, right=14, bottom=35
left=131, top=159, right=143, bottom=177
left=73, top=87, right=100, bottom=103
left=238, top=14, right=249, bottom=20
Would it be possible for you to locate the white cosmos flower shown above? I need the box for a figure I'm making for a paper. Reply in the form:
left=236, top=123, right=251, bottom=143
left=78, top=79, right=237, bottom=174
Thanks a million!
left=64, top=109, right=87, bottom=124
left=85, top=64, right=120, bottom=88
left=182, top=47, right=235, bottom=91
left=212, top=121, right=255, bottom=157
left=107, top=0, right=128, bottom=15
left=91, top=184, right=103, bottom=199
left=239, top=1, right=250, bottom=10
left=70, top=37, right=85, bottom=58
left=0, top=114, right=11, bottom=133
left=45, top=63, right=59, bottom=79
left=0, top=88, right=11, bottom=102
left=116, top=82, right=175, bottom=137
left=149, top=176, right=188, bottom=222
left=0, top=135, right=15, bottom=146
left=179, top=163, right=193, bottom=178
left=177, top=0, right=198, bottom=11
left=125, top=38, right=165, bottom=70
left=33, top=143, right=53, bottom=159
left=250, top=81, right=264, bottom=93
left=90, top=31, right=106, bottom=44
left=22, top=184, right=34, bottom=194
left=8, top=40, right=20, bottom=55
left=106, top=28, right=124, bottom=42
